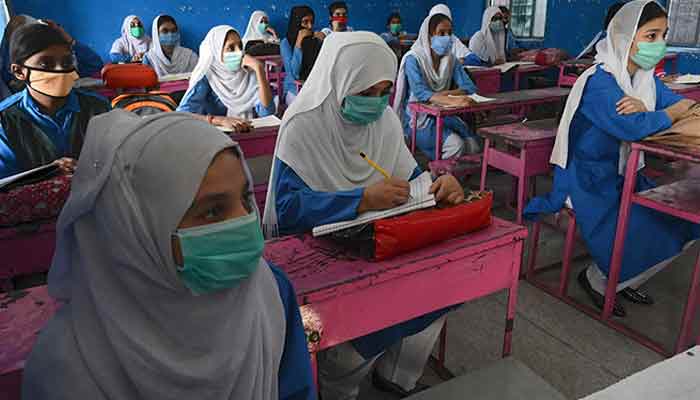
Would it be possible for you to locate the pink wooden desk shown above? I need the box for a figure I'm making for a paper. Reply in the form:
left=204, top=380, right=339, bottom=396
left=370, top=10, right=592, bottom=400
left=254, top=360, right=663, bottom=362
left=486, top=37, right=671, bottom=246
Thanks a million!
left=0, top=222, right=56, bottom=288
left=408, top=87, right=570, bottom=160
left=467, top=67, right=502, bottom=95
left=256, top=55, right=284, bottom=97
left=264, top=218, right=528, bottom=381
left=230, top=126, right=279, bottom=213
left=557, top=59, right=594, bottom=87
left=477, top=119, right=557, bottom=225
left=513, top=64, right=554, bottom=90
left=0, top=218, right=527, bottom=398
left=668, top=83, right=700, bottom=102
left=602, top=142, right=700, bottom=356
left=93, top=79, right=190, bottom=100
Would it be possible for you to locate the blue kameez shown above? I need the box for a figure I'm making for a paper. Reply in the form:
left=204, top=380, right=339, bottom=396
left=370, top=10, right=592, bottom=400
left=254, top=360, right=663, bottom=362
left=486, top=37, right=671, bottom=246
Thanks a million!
left=401, top=54, right=479, bottom=160
left=270, top=264, right=317, bottom=400
left=176, top=76, right=275, bottom=117
left=280, top=39, right=302, bottom=98
left=524, top=67, right=700, bottom=282
left=273, top=158, right=453, bottom=358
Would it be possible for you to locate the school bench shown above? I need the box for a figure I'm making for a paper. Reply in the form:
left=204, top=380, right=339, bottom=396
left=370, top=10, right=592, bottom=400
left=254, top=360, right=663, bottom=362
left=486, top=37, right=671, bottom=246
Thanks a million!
left=477, top=119, right=558, bottom=225
left=0, top=218, right=527, bottom=396
left=408, top=87, right=570, bottom=161
left=405, top=357, right=566, bottom=400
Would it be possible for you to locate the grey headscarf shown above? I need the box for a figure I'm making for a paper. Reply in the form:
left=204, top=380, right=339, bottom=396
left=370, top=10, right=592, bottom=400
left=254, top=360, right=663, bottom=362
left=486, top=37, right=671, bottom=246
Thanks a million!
left=23, top=111, right=285, bottom=400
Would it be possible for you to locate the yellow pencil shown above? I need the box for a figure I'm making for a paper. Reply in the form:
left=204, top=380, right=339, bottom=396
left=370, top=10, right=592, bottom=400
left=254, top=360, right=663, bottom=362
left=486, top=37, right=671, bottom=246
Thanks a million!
left=360, top=152, right=390, bottom=179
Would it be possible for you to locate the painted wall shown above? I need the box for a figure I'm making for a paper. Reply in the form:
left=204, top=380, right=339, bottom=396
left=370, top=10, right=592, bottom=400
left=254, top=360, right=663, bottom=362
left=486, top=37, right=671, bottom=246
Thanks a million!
left=15, top=0, right=431, bottom=59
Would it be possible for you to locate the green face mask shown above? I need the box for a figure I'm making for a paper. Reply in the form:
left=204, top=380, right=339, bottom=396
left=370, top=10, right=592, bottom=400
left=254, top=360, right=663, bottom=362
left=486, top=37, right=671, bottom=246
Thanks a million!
left=631, top=41, right=667, bottom=71
left=174, top=213, right=264, bottom=295
left=258, top=22, right=269, bottom=34
left=341, top=94, right=390, bottom=125
left=390, top=23, right=402, bottom=35
left=130, top=26, right=145, bottom=39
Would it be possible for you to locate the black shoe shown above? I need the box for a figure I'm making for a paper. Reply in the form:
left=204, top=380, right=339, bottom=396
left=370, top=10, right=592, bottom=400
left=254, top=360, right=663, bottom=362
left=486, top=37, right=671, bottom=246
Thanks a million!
left=577, top=270, right=627, bottom=317
left=620, top=287, right=655, bottom=305
left=371, top=370, right=430, bottom=398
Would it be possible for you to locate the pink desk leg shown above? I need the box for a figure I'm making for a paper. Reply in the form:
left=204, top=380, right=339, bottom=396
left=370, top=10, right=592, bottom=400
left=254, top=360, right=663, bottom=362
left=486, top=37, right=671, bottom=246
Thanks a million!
left=411, top=110, right=418, bottom=154
left=435, top=115, right=444, bottom=161
left=310, top=352, right=319, bottom=390
left=514, top=70, right=521, bottom=90
left=516, top=147, right=528, bottom=225
left=503, top=239, right=524, bottom=356
left=604, top=148, right=641, bottom=320
left=479, top=138, right=491, bottom=191
left=675, top=253, right=700, bottom=353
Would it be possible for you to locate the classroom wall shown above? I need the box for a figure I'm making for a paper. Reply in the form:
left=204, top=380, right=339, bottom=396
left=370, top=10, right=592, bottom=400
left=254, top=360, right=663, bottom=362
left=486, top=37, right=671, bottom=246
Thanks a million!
left=15, top=0, right=432, bottom=59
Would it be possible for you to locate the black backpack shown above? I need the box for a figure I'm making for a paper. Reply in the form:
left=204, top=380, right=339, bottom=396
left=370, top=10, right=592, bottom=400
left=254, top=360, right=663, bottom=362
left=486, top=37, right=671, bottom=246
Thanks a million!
left=300, top=37, right=323, bottom=81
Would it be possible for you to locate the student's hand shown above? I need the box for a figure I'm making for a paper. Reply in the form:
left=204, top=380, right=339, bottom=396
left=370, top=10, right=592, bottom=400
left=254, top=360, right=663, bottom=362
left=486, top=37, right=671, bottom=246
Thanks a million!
left=266, top=27, right=279, bottom=39
left=132, top=53, right=144, bottom=63
left=53, top=157, right=77, bottom=174
left=661, top=74, right=679, bottom=83
left=616, top=96, right=648, bottom=115
left=213, top=116, right=253, bottom=133
left=358, top=177, right=411, bottom=213
left=430, top=175, right=464, bottom=206
left=296, top=29, right=313, bottom=48
left=314, top=31, right=327, bottom=41
left=242, top=54, right=264, bottom=73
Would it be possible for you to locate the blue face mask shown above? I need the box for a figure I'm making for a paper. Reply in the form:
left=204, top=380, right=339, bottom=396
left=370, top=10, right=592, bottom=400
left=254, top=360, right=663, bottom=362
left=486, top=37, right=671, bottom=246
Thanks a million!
left=341, top=94, right=390, bottom=125
left=430, top=35, right=453, bottom=56
left=223, top=51, right=243, bottom=72
left=174, top=213, right=264, bottom=295
left=159, top=32, right=180, bottom=47
left=489, top=21, right=505, bottom=33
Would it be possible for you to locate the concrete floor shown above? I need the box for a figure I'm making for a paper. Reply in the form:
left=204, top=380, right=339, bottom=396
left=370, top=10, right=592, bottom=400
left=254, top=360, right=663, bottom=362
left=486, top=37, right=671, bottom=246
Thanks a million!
left=352, top=169, right=699, bottom=400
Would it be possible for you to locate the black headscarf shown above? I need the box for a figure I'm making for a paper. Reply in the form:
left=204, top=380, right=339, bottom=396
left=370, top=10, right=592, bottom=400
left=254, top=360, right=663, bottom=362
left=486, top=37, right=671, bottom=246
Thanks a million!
left=286, top=6, right=315, bottom=46
left=10, top=23, right=70, bottom=65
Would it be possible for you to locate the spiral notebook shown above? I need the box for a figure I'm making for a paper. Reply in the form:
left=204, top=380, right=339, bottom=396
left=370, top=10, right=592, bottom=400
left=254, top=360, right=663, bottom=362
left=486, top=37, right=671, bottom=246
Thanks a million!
left=312, top=171, right=436, bottom=237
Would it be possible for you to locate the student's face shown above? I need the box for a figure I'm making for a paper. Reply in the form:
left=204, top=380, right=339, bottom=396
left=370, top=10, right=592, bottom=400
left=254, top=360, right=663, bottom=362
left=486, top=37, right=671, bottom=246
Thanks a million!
left=221, top=31, right=243, bottom=60
left=130, top=18, right=143, bottom=28
left=431, top=20, right=453, bottom=38
left=491, top=13, right=503, bottom=23
left=331, top=7, right=348, bottom=31
left=355, top=80, right=393, bottom=97
left=389, top=17, right=401, bottom=27
left=11, top=44, right=75, bottom=80
left=172, top=150, right=252, bottom=266
left=158, top=21, right=178, bottom=35
left=301, top=15, right=314, bottom=30
left=630, top=17, right=668, bottom=59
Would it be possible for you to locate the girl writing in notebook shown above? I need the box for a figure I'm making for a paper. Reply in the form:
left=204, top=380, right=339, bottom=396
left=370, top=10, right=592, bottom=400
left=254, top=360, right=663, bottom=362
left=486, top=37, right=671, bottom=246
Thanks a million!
left=263, top=32, right=463, bottom=399
left=109, top=15, right=150, bottom=63
left=177, top=26, right=275, bottom=133
left=468, top=7, right=507, bottom=66
left=142, top=15, right=199, bottom=78
left=0, top=23, right=110, bottom=179
left=525, top=0, right=699, bottom=317
left=393, top=12, right=481, bottom=161
left=22, top=111, right=315, bottom=400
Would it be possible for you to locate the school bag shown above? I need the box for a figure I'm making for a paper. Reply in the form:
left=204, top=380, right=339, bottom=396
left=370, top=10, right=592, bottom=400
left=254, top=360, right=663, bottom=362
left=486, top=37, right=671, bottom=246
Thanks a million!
left=110, top=92, right=178, bottom=116
left=244, top=40, right=281, bottom=56
left=300, top=37, right=323, bottom=81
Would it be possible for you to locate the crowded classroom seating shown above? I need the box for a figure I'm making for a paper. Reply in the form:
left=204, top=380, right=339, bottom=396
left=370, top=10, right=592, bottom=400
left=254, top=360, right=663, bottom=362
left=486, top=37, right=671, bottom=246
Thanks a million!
left=1, top=1, right=700, bottom=399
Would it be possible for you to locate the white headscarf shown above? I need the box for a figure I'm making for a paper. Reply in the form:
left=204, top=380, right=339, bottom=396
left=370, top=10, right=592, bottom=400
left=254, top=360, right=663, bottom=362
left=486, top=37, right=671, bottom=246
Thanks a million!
left=110, top=15, right=151, bottom=57
left=469, top=7, right=506, bottom=64
left=185, top=26, right=260, bottom=118
left=262, top=32, right=417, bottom=237
left=33, top=111, right=285, bottom=400
left=429, top=4, right=472, bottom=59
left=393, top=13, right=456, bottom=128
left=551, top=0, right=659, bottom=174
left=243, top=10, right=274, bottom=46
left=145, top=15, right=199, bottom=77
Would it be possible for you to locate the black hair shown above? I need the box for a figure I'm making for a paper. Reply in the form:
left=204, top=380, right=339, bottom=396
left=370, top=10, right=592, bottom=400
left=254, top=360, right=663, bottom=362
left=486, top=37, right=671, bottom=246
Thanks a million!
left=498, top=6, right=510, bottom=14
left=387, top=12, right=401, bottom=26
left=10, top=23, right=71, bottom=65
left=604, top=2, right=625, bottom=30
left=329, top=1, right=347, bottom=16
left=157, top=15, right=178, bottom=30
left=287, top=5, right=315, bottom=45
left=429, top=13, right=450, bottom=35
left=637, top=1, right=667, bottom=30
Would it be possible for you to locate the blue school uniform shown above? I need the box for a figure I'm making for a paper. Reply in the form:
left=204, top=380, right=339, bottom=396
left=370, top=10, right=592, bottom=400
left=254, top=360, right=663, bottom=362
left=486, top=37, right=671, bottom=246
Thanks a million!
left=462, top=53, right=488, bottom=67
left=380, top=31, right=405, bottom=47
left=280, top=38, right=302, bottom=98
left=109, top=53, right=132, bottom=64
left=524, top=66, right=700, bottom=282
left=270, top=264, right=317, bottom=400
left=0, top=89, right=110, bottom=178
left=401, top=54, right=478, bottom=160
left=177, top=76, right=275, bottom=117
left=272, top=158, right=452, bottom=358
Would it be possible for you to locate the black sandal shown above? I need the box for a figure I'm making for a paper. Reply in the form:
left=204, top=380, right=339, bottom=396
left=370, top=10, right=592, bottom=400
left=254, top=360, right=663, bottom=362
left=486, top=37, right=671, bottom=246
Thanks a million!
left=578, top=269, right=626, bottom=317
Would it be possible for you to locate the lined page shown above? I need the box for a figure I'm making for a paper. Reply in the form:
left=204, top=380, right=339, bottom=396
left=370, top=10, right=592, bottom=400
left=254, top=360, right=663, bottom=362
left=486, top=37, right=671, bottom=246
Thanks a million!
left=312, top=171, right=436, bottom=237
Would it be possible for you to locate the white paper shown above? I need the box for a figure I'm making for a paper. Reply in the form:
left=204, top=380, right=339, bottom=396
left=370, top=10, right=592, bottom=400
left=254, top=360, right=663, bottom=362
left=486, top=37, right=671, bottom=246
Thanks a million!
left=468, top=93, right=496, bottom=103
left=216, top=115, right=282, bottom=133
left=0, top=163, right=57, bottom=190
left=159, top=72, right=192, bottom=82
left=312, top=171, right=436, bottom=237
left=494, top=61, right=535, bottom=73
left=674, top=74, right=700, bottom=85
left=73, top=77, right=104, bottom=88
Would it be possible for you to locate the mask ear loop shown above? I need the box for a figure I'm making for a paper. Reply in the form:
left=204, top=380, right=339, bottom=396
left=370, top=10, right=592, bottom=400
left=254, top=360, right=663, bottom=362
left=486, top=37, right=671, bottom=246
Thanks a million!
left=22, top=65, right=78, bottom=100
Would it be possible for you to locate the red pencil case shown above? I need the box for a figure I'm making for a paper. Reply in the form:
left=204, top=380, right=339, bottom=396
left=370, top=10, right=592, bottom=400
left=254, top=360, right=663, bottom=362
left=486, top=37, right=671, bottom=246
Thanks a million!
left=330, top=191, right=493, bottom=261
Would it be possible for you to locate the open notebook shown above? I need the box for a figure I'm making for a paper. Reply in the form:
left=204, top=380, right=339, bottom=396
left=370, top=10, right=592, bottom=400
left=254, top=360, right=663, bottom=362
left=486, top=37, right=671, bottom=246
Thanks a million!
left=494, top=61, right=535, bottom=73
left=159, top=72, right=192, bottom=83
left=674, top=74, right=700, bottom=85
left=0, top=163, right=59, bottom=191
left=436, top=93, right=496, bottom=109
left=216, top=115, right=282, bottom=132
left=312, top=171, right=436, bottom=237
